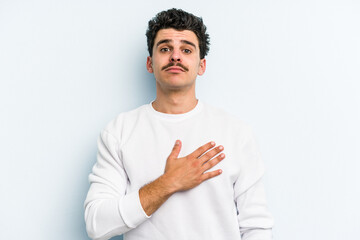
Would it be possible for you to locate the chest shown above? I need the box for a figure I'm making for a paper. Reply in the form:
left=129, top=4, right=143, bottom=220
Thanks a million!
left=120, top=118, right=242, bottom=190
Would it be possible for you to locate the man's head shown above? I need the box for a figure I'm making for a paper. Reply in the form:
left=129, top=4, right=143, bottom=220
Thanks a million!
left=145, top=9, right=209, bottom=93
left=146, top=8, right=210, bottom=60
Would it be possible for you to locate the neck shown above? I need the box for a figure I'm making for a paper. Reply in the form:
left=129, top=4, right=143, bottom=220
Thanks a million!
left=152, top=85, right=198, bottom=114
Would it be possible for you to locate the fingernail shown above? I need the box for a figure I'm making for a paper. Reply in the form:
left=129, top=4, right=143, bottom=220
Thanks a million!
left=219, top=145, right=224, bottom=150
left=175, top=140, right=179, bottom=145
left=219, top=169, right=223, bottom=174
left=211, top=141, right=215, bottom=146
left=221, top=153, right=225, bottom=158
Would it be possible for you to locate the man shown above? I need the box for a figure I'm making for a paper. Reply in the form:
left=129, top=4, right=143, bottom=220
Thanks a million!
left=84, top=8, right=274, bottom=240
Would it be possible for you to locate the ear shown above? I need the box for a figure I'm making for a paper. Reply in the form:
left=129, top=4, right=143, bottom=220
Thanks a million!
left=197, top=58, right=206, bottom=76
left=146, top=56, right=153, bottom=73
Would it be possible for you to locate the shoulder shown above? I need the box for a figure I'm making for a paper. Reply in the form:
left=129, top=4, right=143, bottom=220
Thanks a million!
left=101, top=104, right=149, bottom=146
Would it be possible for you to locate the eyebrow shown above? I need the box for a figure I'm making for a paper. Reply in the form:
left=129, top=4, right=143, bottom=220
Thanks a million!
left=156, top=39, right=197, bottom=49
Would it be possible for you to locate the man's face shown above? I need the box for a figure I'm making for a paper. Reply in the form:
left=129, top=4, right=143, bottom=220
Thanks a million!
left=146, top=28, right=206, bottom=91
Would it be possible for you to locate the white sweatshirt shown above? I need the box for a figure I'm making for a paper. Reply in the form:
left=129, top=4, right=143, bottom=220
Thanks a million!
left=84, top=101, right=274, bottom=240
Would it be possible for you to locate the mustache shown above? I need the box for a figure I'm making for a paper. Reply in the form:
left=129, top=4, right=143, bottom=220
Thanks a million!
left=161, top=63, right=189, bottom=72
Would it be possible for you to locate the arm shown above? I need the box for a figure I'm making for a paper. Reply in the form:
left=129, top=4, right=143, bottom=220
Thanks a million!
left=234, top=127, right=274, bottom=240
left=84, top=131, right=149, bottom=240
left=236, top=179, right=274, bottom=239
left=85, top=132, right=225, bottom=240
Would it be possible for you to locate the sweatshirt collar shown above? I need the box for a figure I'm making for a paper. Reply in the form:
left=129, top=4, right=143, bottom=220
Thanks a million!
left=148, top=100, right=203, bottom=122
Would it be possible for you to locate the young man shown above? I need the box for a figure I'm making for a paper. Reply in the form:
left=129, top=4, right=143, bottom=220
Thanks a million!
left=84, top=8, right=274, bottom=240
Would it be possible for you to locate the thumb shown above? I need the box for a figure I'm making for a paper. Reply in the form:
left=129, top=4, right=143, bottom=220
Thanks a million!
left=168, top=140, right=182, bottom=160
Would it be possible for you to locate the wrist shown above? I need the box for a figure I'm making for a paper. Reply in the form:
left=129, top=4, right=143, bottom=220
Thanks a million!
left=158, top=173, right=178, bottom=195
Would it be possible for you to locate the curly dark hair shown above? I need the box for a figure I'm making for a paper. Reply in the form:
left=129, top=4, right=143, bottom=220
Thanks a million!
left=146, top=8, right=210, bottom=59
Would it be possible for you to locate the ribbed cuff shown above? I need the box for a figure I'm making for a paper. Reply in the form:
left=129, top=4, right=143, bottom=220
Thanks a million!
left=118, top=190, right=151, bottom=229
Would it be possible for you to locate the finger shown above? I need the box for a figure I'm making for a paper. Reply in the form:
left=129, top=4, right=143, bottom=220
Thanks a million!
left=199, top=145, right=224, bottom=164
left=201, top=169, right=223, bottom=182
left=190, top=141, right=216, bottom=158
left=201, top=153, right=225, bottom=171
left=168, top=140, right=182, bottom=160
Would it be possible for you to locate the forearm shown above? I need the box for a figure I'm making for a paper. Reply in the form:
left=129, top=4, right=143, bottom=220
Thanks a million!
left=85, top=187, right=150, bottom=240
left=139, top=174, right=176, bottom=216
left=237, top=181, right=274, bottom=240
left=85, top=198, right=130, bottom=240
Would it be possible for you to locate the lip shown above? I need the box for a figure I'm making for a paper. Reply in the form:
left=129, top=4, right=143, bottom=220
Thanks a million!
left=165, top=67, right=185, bottom=72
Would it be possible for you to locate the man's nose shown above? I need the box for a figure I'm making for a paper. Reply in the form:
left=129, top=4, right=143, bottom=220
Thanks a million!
left=170, top=49, right=181, bottom=62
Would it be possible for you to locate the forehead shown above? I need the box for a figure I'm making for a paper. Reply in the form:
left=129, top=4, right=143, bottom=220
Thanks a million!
left=154, top=28, right=199, bottom=47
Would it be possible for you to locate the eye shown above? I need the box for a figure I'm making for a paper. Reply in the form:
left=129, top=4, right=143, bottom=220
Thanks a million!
left=183, top=49, right=192, bottom=54
left=160, top=47, right=170, bottom=52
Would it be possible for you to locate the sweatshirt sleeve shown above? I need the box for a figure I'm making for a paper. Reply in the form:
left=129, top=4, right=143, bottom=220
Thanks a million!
left=84, top=130, right=150, bottom=240
left=233, top=126, right=274, bottom=240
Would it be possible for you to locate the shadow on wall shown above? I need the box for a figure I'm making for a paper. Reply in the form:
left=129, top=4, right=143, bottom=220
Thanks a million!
left=131, top=50, right=157, bottom=106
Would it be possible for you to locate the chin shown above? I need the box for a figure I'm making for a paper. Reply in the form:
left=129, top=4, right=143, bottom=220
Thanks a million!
left=156, top=80, right=193, bottom=91
left=156, top=75, right=196, bottom=89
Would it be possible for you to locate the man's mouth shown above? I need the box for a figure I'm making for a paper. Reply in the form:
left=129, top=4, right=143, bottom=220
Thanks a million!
left=166, top=67, right=185, bottom=72
left=162, top=63, right=189, bottom=72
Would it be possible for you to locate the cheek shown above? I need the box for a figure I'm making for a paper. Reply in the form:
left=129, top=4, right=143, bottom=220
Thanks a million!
left=190, top=61, right=201, bottom=73
left=153, top=67, right=163, bottom=78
